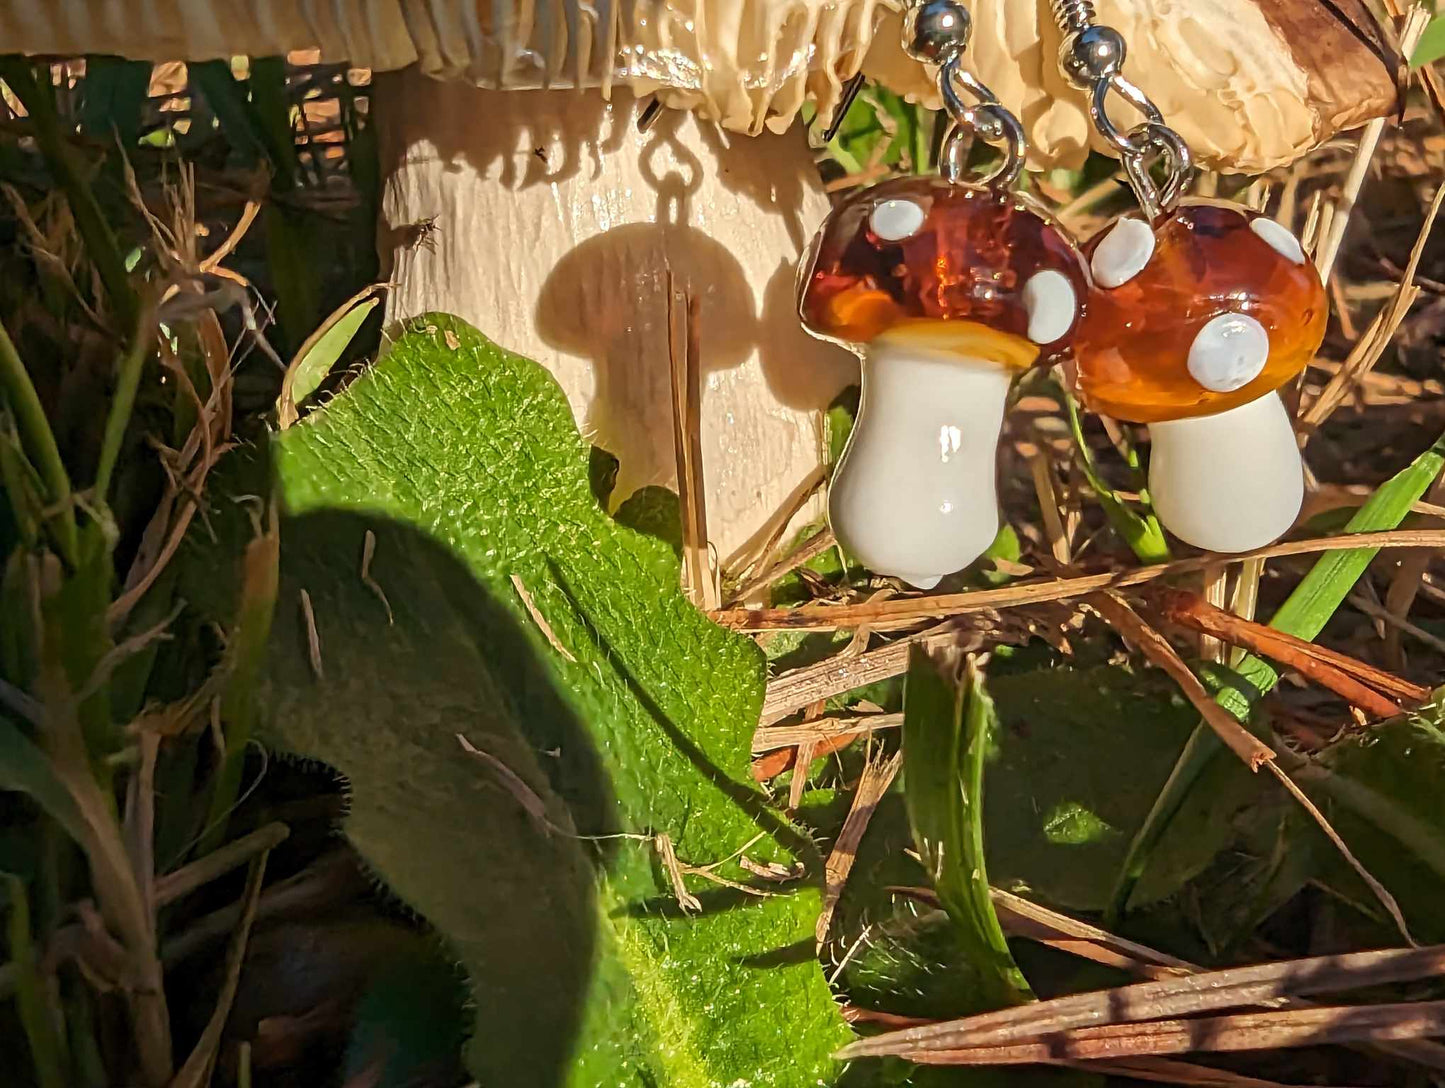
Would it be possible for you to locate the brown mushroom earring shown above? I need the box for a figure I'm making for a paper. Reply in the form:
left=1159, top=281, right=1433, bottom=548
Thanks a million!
left=797, top=0, right=1088, bottom=589
left=1053, top=3, right=1326, bottom=553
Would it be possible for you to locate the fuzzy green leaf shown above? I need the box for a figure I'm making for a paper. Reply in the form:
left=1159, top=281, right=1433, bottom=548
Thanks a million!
left=259, top=314, right=849, bottom=1086
left=902, top=647, right=1032, bottom=1008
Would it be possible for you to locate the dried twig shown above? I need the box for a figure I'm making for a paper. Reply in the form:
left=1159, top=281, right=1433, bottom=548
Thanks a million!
left=727, top=526, right=836, bottom=605
left=122, top=733, right=160, bottom=923
left=455, top=734, right=569, bottom=838
left=654, top=832, right=702, bottom=913
left=838, top=945, right=1445, bottom=1059
left=153, top=823, right=290, bottom=906
left=359, top=529, right=393, bottom=625
left=1155, top=589, right=1426, bottom=715
left=1350, top=590, right=1445, bottom=657
left=752, top=712, right=903, bottom=753
left=1301, top=176, right=1444, bottom=431
left=722, top=464, right=828, bottom=586
left=1265, top=762, right=1416, bottom=947
left=760, top=622, right=960, bottom=725
left=1058, top=1057, right=1303, bottom=1088
left=904, top=1001, right=1445, bottom=1064
left=716, top=530, right=1445, bottom=632
left=989, top=887, right=1195, bottom=980
left=299, top=588, right=323, bottom=680
left=510, top=574, right=577, bottom=663
left=884, top=886, right=1445, bottom=1071
left=817, top=748, right=901, bottom=948
left=667, top=275, right=718, bottom=609
left=169, top=853, right=270, bottom=1088
left=1090, top=591, right=1276, bottom=768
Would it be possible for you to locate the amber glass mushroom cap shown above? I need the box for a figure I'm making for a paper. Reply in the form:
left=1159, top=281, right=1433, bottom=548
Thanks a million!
left=798, top=176, right=1088, bottom=368
left=1071, top=200, right=1327, bottom=424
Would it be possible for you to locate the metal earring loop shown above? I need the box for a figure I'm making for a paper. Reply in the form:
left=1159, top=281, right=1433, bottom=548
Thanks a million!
left=1052, top=1, right=1194, bottom=217
left=904, top=0, right=1027, bottom=192
left=938, top=62, right=1026, bottom=190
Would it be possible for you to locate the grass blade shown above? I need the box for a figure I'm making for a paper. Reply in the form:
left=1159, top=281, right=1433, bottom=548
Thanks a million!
left=0, top=318, right=78, bottom=566
left=1109, top=431, right=1445, bottom=921
left=1, top=873, right=67, bottom=1088
left=903, top=645, right=1033, bottom=1009
left=93, top=300, right=155, bottom=502
left=1062, top=389, right=1171, bottom=564
left=0, top=715, right=88, bottom=846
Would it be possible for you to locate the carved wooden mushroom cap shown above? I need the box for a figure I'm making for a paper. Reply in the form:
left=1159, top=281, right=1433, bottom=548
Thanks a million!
left=1070, top=200, right=1327, bottom=424
left=798, top=176, right=1088, bottom=365
left=0, top=0, right=888, bottom=136
left=862, top=0, right=1398, bottom=172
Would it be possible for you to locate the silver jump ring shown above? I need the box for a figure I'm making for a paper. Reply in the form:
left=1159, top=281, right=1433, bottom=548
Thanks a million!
left=1086, top=74, right=1191, bottom=218
left=939, top=61, right=1025, bottom=190
left=1119, top=122, right=1193, bottom=221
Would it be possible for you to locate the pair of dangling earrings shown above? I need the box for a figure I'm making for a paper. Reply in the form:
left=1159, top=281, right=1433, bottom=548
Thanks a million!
left=798, top=0, right=1328, bottom=589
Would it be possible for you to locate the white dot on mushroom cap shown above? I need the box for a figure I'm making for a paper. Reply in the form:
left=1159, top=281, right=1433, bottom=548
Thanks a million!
left=869, top=198, right=926, bottom=242
left=1187, top=312, right=1271, bottom=393
left=1249, top=217, right=1307, bottom=265
left=1090, top=217, right=1155, bottom=289
left=1022, top=269, right=1077, bottom=344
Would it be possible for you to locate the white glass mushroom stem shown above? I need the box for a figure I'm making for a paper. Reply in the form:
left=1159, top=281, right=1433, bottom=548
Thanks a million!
left=829, top=343, right=1012, bottom=589
left=1147, top=391, right=1304, bottom=553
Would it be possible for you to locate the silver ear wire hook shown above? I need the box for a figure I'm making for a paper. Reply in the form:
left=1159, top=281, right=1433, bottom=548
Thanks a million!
left=1049, top=0, right=1193, bottom=219
left=904, top=0, right=1025, bottom=191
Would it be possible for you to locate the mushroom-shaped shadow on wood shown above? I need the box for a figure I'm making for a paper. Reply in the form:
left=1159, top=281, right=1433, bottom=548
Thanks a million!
left=379, top=83, right=854, bottom=559
left=799, top=176, right=1088, bottom=588
left=535, top=223, right=756, bottom=491
left=1070, top=200, right=1327, bottom=552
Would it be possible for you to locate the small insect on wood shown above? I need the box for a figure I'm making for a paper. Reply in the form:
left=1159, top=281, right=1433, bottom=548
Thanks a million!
left=400, top=214, right=441, bottom=252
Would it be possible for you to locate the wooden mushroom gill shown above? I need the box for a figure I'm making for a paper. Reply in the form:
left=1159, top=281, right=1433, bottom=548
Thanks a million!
left=2, top=0, right=1398, bottom=558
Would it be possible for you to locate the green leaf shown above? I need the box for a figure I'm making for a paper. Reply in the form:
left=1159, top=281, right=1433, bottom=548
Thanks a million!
left=0, top=717, right=87, bottom=847
left=984, top=665, right=1255, bottom=911
left=1109, top=431, right=1445, bottom=920
left=1412, top=14, right=1445, bottom=67
left=1308, top=690, right=1445, bottom=941
left=276, top=290, right=382, bottom=426
left=255, top=314, right=849, bottom=1085
left=902, top=646, right=1032, bottom=1008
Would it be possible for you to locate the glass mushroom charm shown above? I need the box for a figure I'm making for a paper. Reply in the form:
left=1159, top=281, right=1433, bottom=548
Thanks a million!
left=1072, top=201, right=1326, bottom=551
left=798, top=176, right=1088, bottom=587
